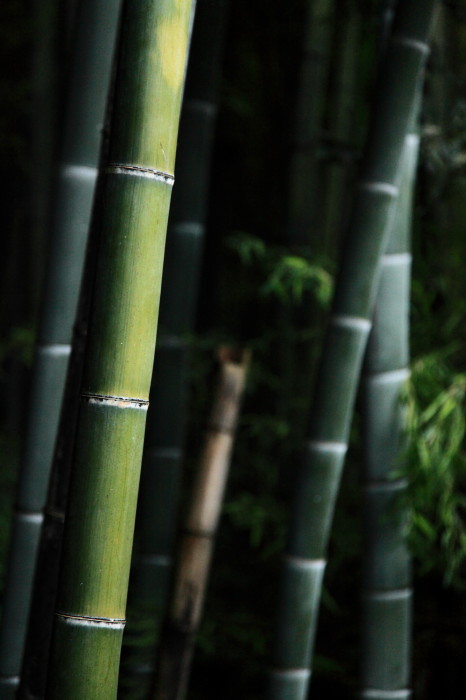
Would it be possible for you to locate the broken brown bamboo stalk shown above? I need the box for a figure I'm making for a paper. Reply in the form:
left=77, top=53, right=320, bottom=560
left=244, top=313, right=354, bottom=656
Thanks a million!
left=151, top=347, right=250, bottom=700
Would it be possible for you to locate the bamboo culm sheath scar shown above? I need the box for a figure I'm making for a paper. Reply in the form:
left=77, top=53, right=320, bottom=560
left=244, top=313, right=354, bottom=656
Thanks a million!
left=0, top=0, right=121, bottom=696
left=268, top=2, right=437, bottom=699
left=45, top=1, right=195, bottom=698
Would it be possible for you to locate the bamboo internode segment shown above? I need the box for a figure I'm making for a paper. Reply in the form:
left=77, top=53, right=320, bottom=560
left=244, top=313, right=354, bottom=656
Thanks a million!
left=152, top=348, right=250, bottom=700
left=46, top=1, right=194, bottom=697
left=268, top=2, right=436, bottom=698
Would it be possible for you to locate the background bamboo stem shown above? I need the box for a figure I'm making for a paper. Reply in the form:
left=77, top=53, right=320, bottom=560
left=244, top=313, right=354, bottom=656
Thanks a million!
left=0, top=1, right=121, bottom=695
left=360, top=121, right=419, bottom=700
left=268, top=3, right=436, bottom=698
left=359, top=4, right=420, bottom=695
left=287, top=0, right=335, bottom=248
left=321, top=0, right=361, bottom=258
left=152, top=348, right=250, bottom=700
left=18, top=154, right=111, bottom=700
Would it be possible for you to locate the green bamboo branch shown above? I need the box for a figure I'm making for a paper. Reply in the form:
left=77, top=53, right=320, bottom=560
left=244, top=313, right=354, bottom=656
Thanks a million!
left=0, top=1, right=121, bottom=695
left=152, top=348, right=250, bottom=700
left=268, top=3, right=436, bottom=698
left=45, top=1, right=195, bottom=697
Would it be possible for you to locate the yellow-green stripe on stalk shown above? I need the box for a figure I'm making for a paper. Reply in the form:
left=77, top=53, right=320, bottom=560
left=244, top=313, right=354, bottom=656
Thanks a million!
left=268, top=2, right=436, bottom=699
left=0, top=1, right=121, bottom=696
left=45, top=1, right=195, bottom=698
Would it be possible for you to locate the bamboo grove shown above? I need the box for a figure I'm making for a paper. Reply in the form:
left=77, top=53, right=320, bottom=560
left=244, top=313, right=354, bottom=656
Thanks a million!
left=1, top=0, right=466, bottom=699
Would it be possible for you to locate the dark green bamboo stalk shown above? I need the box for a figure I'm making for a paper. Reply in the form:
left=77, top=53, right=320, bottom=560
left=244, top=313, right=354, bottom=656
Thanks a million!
left=360, top=127, right=419, bottom=700
left=30, top=0, right=60, bottom=320
left=125, top=0, right=228, bottom=679
left=268, top=3, right=436, bottom=698
left=152, top=347, right=249, bottom=700
left=0, top=2, right=121, bottom=696
left=359, top=5, right=420, bottom=696
left=321, top=0, right=361, bottom=257
left=287, top=0, right=335, bottom=247
left=45, top=1, right=195, bottom=697
left=18, top=146, right=111, bottom=700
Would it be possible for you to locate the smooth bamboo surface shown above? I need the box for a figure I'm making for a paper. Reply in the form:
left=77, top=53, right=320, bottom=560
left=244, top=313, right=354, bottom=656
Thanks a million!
left=152, top=348, right=250, bottom=700
left=360, top=115, right=420, bottom=700
left=130, top=0, right=228, bottom=621
left=125, top=2, right=228, bottom=691
left=45, top=2, right=194, bottom=698
left=321, top=0, right=361, bottom=257
left=0, top=1, right=121, bottom=695
left=268, top=3, right=436, bottom=699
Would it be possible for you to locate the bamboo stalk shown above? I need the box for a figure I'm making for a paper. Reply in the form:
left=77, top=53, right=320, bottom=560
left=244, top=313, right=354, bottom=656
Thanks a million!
left=268, top=3, right=436, bottom=699
left=18, top=159, right=110, bottom=700
left=128, top=0, right=229, bottom=644
left=321, top=0, right=361, bottom=257
left=359, top=5, right=420, bottom=696
left=360, top=120, right=420, bottom=700
left=151, top=347, right=250, bottom=700
left=0, top=1, right=121, bottom=695
left=45, top=1, right=195, bottom=697
left=30, top=0, right=60, bottom=321
left=287, top=0, right=335, bottom=247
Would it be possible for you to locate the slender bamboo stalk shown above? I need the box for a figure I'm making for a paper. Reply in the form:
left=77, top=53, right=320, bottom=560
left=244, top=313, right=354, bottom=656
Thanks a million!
left=287, top=0, right=335, bottom=247
left=152, top=347, right=250, bottom=700
left=0, top=2, right=121, bottom=695
left=359, top=5, right=419, bottom=696
left=45, top=2, right=195, bottom=697
left=18, top=147, right=111, bottom=700
left=321, top=0, right=361, bottom=257
left=268, top=3, right=436, bottom=698
left=128, top=0, right=229, bottom=627
left=30, top=0, right=60, bottom=320
left=360, top=122, right=420, bottom=700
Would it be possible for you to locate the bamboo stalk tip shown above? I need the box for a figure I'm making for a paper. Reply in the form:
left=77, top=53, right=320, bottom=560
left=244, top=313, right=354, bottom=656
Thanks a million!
left=217, top=346, right=252, bottom=368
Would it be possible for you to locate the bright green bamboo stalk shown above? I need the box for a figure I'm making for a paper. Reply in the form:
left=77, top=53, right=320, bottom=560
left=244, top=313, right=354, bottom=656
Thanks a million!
left=0, top=2, right=121, bottom=695
left=45, top=2, right=194, bottom=697
left=152, top=348, right=249, bottom=700
left=268, top=3, right=436, bottom=698
left=360, top=121, right=420, bottom=700
left=125, top=0, right=228, bottom=683
left=287, top=0, right=335, bottom=247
